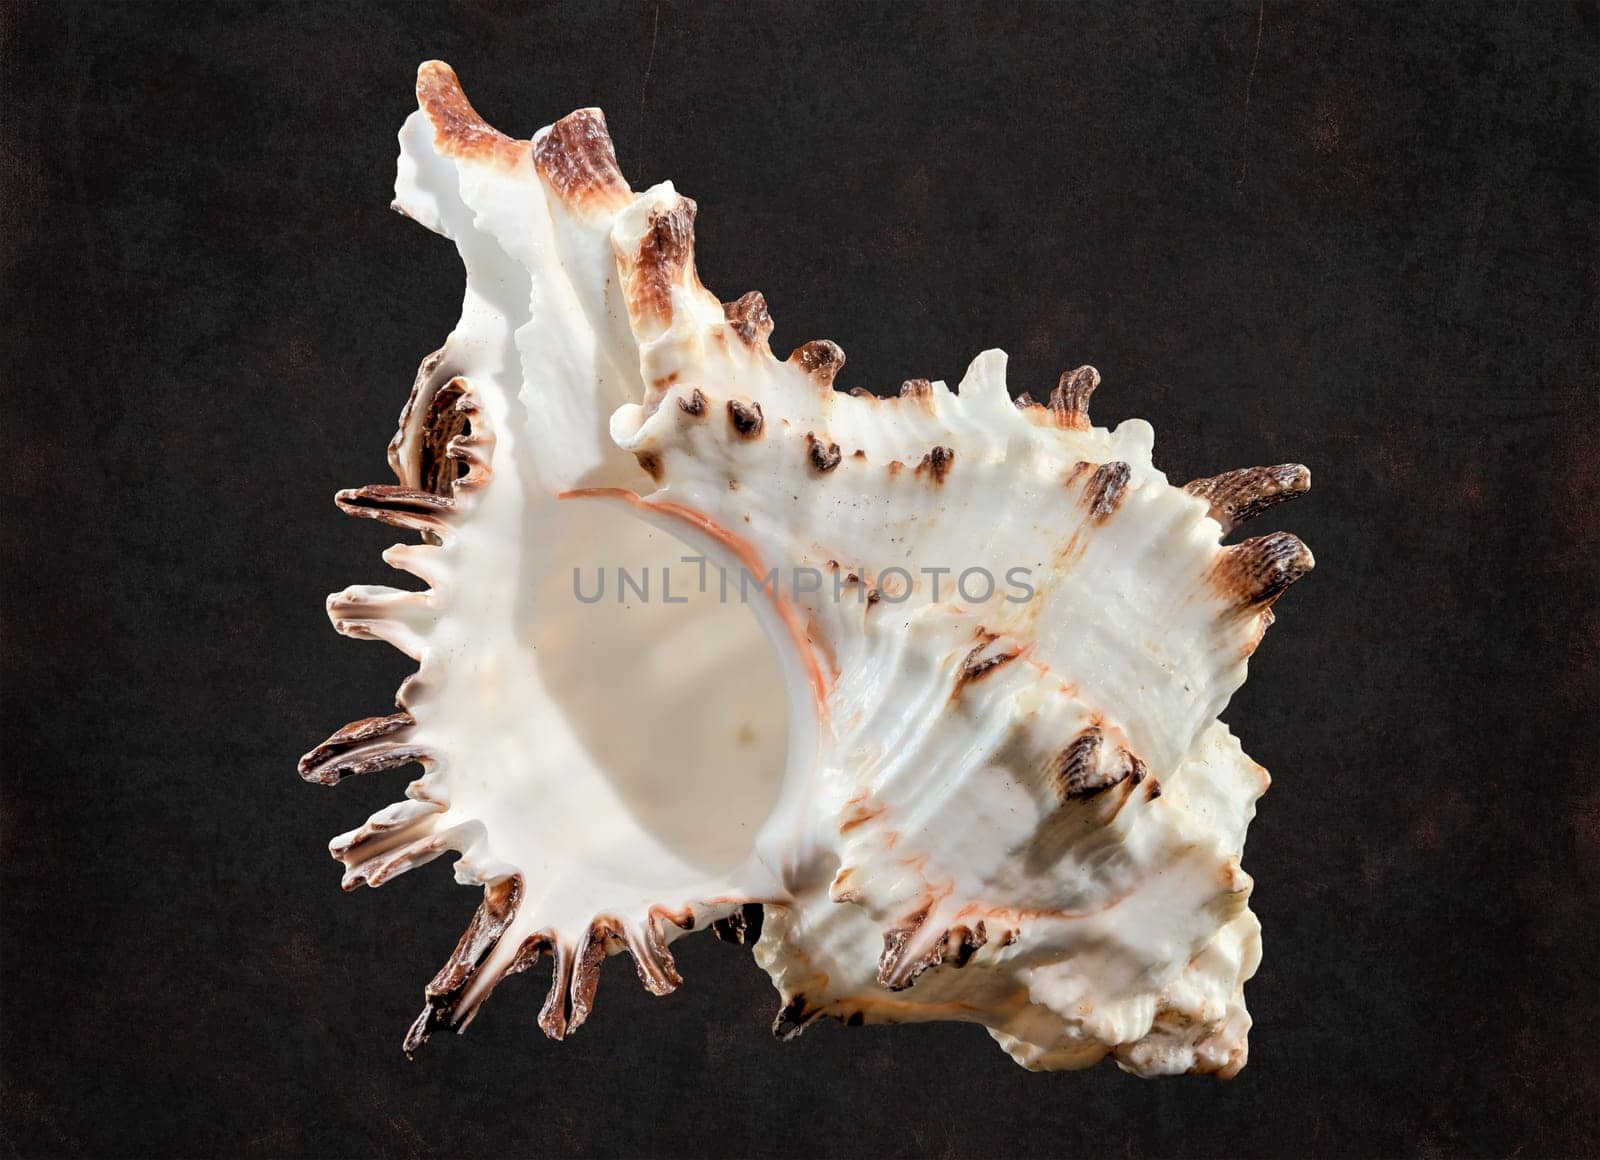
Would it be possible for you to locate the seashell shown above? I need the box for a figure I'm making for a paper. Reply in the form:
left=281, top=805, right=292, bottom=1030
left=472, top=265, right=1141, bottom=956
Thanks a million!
left=302, top=62, right=1315, bottom=1076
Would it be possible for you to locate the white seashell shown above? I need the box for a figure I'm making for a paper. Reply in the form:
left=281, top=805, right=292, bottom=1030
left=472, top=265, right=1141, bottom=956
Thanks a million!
left=302, top=62, right=1315, bottom=1075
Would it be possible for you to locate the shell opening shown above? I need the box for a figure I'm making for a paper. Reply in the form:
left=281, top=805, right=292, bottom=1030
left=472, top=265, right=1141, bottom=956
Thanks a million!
left=485, top=493, right=792, bottom=897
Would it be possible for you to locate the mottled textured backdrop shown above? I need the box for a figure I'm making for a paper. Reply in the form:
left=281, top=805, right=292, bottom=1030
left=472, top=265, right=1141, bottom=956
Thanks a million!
left=2, top=2, right=1596, bottom=1156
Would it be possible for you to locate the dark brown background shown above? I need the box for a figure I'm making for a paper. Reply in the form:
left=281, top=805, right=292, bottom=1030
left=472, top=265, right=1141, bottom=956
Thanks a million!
left=3, top=2, right=1596, bottom=1156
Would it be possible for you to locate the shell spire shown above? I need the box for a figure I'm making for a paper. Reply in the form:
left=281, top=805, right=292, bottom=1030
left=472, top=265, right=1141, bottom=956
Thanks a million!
left=303, top=63, right=1317, bottom=1077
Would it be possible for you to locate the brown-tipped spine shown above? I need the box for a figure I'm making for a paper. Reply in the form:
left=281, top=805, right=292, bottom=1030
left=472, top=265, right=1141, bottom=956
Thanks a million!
left=1050, top=728, right=1145, bottom=801
left=1214, top=532, right=1315, bottom=609
left=1184, top=464, right=1311, bottom=533
left=534, top=108, right=631, bottom=209
left=403, top=876, right=522, bottom=1057
left=340, top=832, right=453, bottom=891
left=299, top=713, right=421, bottom=785
left=727, top=398, right=764, bottom=438
left=723, top=292, right=775, bottom=346
left=631, top=199, right=698, bottom=326
left=328, top=802, right=442, bottom=868
left=335, top=485, right=455, bottom=536
left=789, top=339, right=846, bottom=385
left=958, top=632, right=1021, bottom=686
left=676, top=387, right=707, bottom=417
left=882, top=921, right=989, bottom=991
left=566, top=919, right=621, bottom=1035
left=406, top=376, right=479, bottom=495
left=883, top=915, right=979, bottom=985
left=1053, top=726, right=1104, bottom=800
left=1085, top=461, right=1131, bottom=519
left=624, top=921, right=683, bottom=996
left=806, top=432, right=842, bottom=473
left=916, top=446, right=955, bottom=483
left=877, top=905, right=933, bottom=991
left=1049, top=365, right=1101, bottom=429
left=537, top=941, right=576, bottom=1040
left=414, top=61, right=520, bottom=167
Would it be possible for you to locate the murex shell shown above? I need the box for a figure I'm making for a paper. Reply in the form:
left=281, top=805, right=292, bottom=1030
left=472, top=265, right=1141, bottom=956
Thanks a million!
left=301, top=61, right=1315, bottom=1077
